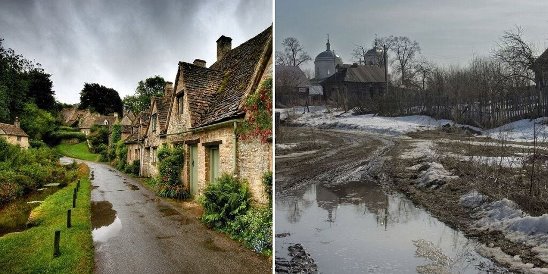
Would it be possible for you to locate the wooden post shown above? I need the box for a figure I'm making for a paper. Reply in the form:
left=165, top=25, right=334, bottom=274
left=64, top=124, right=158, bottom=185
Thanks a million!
left=67, top=209, right=72, bottom=228
left=53, top=230, right=61, bottom=257
left=72, top=191, right=76, bottom=208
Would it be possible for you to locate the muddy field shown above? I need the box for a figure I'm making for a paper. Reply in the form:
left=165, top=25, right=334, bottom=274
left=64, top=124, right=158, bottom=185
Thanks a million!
left=275, top=126, right=510, bottom=273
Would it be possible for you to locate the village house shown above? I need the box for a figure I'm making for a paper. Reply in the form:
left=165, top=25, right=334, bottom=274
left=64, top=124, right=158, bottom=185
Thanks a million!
left=0, top=117, right=29, bottom=148
left=140, top=83, right=174, bottom=177
left=534, top=48, right=548, bottom=89
left=125, top=110, right=150, bottom=174
left=78, top=113, right=118, bottom=136
left=275, top=65, right=310, bottom=106
left=129, top=26, right=272, bottom=203
left=320, top=63, right=386, bottom=107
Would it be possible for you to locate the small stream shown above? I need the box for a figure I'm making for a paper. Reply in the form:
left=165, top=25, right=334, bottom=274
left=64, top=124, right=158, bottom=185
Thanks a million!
left=0, top=186, right=61, bottom=236
left=275, top=181, right=507, bottom=273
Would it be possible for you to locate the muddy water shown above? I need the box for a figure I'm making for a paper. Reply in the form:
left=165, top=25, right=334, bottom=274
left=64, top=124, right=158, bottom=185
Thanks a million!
left=276, top=181, right=507, bottom=273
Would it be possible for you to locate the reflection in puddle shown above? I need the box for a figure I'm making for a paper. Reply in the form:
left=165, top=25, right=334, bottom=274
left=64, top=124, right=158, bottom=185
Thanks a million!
left=276, top=181, right=505, bottom=273
left=91, top=201, right=121, bottom=243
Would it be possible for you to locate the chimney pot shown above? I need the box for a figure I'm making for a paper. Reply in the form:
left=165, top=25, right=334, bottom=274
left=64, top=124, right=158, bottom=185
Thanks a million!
left=193, top=59, right=206, bottom=67
left=14, top=117, right=20, bottom=128
left=216, top=35, right=232, bottom=61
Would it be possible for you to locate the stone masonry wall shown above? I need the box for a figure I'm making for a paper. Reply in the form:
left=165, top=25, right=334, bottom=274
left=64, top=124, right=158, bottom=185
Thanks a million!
left=237, top=139, right=271, bottom=204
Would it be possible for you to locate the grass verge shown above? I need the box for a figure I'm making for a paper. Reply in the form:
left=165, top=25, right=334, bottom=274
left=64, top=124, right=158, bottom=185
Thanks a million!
left=0, top=163, right=94, bottom=274
left=56, top=142, right=99, bottom=162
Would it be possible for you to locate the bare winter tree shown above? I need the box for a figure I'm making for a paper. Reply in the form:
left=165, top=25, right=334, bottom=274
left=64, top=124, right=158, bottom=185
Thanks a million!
left=494, top=26, right=537, bottom=84
left=414, top=57, right=434, bottom=90
left=379, top=36, right=421, bottom=86
left=275, top=37, right=312, bottom=67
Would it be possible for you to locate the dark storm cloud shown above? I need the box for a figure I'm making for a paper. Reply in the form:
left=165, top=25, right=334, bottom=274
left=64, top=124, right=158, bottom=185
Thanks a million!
left=0, top=0, right=272, bottom=103
left=276, top=0, right=548, bottom=74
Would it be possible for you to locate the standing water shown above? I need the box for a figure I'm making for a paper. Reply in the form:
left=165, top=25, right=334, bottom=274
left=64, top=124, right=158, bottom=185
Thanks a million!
left=275, top=180, right=507, bottom=273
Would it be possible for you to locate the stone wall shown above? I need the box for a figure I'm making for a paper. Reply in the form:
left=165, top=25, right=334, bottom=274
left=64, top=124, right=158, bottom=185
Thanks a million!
left=1, top=135, right=29, bottom=149
left=237, top=139, right=271, bottom=204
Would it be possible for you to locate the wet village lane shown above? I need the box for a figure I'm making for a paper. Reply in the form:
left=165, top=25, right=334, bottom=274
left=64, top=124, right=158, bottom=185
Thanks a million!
left=84, top=160, right=270, bottom=274
left=275, top=128, right=508, bottom=273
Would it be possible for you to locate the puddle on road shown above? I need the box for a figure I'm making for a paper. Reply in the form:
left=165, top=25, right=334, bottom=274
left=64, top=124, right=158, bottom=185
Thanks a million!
left=91, top=201, right=122, bottom=243
left=275, top=181, right=507, bottom=273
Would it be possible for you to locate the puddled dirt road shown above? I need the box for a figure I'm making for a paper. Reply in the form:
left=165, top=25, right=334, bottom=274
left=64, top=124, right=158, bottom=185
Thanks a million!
left=85, top=161, right=270, bottom=274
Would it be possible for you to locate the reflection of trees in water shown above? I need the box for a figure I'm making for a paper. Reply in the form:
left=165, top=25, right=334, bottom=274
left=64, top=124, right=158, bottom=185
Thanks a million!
left=315, top=181, right=424, bottom=228
left=277, top=186, right=315, bottom=224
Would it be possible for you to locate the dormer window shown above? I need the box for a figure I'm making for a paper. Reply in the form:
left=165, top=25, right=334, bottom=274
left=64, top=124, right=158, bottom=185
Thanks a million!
left=151, top=113, right=157, bottom=132
left=177, top=94, right=184, bottom=115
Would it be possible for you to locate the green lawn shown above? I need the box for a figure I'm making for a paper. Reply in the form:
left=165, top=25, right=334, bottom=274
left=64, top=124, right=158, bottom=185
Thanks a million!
left=56, top=142, right=99, bottom=162
left=0, top=164, right=93, bottom=274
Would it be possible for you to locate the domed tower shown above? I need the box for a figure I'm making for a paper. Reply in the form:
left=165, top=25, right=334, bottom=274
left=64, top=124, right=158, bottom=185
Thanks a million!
left=364, top=40, right=383, bottom=66
left=314, top=36, right=342, bottom=80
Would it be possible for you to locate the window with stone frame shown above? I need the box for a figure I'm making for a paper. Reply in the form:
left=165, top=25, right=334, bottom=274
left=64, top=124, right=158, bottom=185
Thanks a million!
left=177, top=95, right=184, bottom=115
left=151, top=113, right=157, bottom=132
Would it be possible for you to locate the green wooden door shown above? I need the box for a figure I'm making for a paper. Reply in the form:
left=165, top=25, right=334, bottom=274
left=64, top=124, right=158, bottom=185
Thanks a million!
left=189, top=145, right=198, bottom=196
left=209, top=146, right=220, bottom=183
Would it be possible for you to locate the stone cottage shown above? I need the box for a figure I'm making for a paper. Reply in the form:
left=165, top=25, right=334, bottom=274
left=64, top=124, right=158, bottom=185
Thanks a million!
left=164, top=26, right=272, bottom=203
left=140, top=83, right=174, bottom=177
left=0, top=117, right=29, bottom=148
left=125, top=110, right=150, bottom=174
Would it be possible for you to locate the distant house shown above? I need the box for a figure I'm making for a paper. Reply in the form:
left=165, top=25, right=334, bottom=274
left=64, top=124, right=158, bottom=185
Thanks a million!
left=320, top=64, right=386, bottom=108
left=78, top=113, right=118, bottom=135
left=0, top=117, right=29, bottom=148
left=140, top=83, right=174, bottom=177
left=275, top=65, right=310, bottom=106
left=534, top=48, right=548, bottom=89
left=125, top=111, right=150, bottom=171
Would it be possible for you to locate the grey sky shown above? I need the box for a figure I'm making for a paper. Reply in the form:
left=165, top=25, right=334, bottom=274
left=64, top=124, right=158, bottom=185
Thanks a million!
left=276, top=0, right=548, bottom=74
left=0, top=0, right=272, bottom=104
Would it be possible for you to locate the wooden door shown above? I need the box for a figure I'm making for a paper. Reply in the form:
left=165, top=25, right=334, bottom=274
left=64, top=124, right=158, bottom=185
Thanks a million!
left=189, top=145, right=198, bottom=196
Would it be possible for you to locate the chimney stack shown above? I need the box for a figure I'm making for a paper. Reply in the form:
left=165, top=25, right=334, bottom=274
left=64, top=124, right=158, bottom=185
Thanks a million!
left=216, top=35, right=232, bottom=61
left=14, top=117, right=20, bottom=128
left=193, top=59, right=206, bottom=67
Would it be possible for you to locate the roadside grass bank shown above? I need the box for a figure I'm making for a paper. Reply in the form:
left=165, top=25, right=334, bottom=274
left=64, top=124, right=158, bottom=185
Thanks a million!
left=56, top=142, right=100, bottom=162
left=0, top=163, right=93, bottom=274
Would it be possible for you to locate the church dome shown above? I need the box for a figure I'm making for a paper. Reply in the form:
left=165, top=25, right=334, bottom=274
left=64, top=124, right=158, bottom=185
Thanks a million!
left=315, top=49, right=336, bottom=60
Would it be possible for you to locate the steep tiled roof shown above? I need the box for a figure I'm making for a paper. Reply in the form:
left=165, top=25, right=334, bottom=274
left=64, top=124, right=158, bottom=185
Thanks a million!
left=152, top=83, right=174, bottom=134
left=199, top=25, right=272, bottom=127
left=275, top=65, right=310, bottom=87
left=177, top=62, right=223, bottom=126
left=0, top=123, right=28, bottom=137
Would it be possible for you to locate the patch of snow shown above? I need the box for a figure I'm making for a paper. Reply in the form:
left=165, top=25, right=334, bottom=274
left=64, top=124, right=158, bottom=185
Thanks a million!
left=471, top=198, right=548, bottom=264
left=416, top=162, right=458, bottom=189
left=486, top=117, right=548, bottom=143
left=459, top=191, right=487, bottom=209
left=276, top=143, right=298, bottom=150
left=446, top=153, right=525, bottom=168
left=400, top=140, right=436, bottom=159
left=275, top=150, right=318, bottom=159
left=477, top=245, right=548, bottom=273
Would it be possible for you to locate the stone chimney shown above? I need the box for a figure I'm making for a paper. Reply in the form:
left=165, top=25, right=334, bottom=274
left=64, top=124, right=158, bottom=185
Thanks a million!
left=14, top=117, right=20, bottom=128
left=193, top=59, right=206, bottom=67
left=216, top=35, right=232, bottom=61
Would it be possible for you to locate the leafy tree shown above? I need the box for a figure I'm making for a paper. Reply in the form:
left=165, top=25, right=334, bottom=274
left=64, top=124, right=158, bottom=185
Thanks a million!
left=275, top=37, right=311, bottom=67
left=20, top=103, right=56, bottom=140
left=79, top=83, right=123, bottom=115
left=123, top=76, right=166, bottom=113
left=26, top=69, right=56, bottom=111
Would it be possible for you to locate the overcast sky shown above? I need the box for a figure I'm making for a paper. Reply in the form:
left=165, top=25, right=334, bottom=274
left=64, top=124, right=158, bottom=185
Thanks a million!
left=0, top=0, right=272, bottom=104
left=276, top=0, right=548, bottom=75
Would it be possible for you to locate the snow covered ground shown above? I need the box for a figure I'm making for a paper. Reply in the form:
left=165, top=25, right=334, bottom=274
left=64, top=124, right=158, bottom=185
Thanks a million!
left=460, top=191, right=548, bottom=272
left=278, top=106, right=548, bottom=143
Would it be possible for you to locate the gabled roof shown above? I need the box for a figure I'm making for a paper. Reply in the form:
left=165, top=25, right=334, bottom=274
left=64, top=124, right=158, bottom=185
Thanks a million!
left=197, top=25, right=272, bottom=127
left=322, top=65, right=385, bottom=84
left=150, top=83, right=174, bottom=135
left=0, top=123, right=28, bottom=137
left=535, top=48, right=548, bottom=67
left=275, top=65, right=310, bottom=88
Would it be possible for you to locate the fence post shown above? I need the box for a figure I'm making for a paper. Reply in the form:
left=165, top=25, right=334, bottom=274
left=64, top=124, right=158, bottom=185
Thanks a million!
left=72, top=190, right=77, bottom=208
left=67, top=209, right=71, bottom=228
left=53, top=230, right=61, bottom=257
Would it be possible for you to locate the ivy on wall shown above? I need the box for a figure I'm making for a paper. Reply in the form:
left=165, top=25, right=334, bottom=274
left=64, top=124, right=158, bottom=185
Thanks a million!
left=237, top=77, right=272, bottom=142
